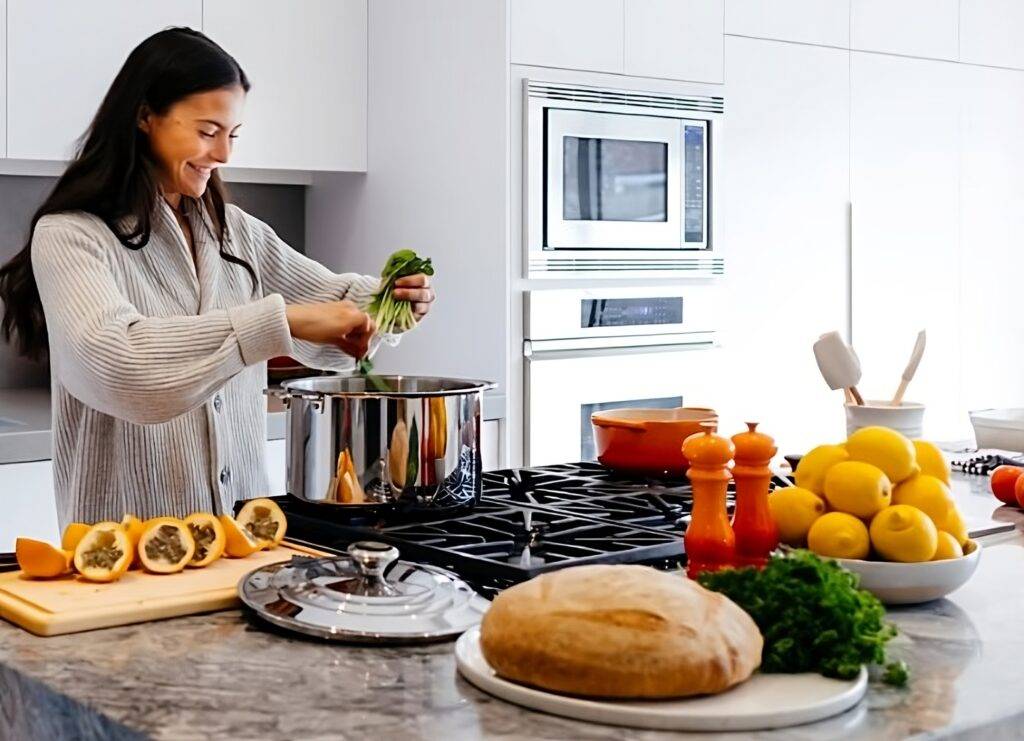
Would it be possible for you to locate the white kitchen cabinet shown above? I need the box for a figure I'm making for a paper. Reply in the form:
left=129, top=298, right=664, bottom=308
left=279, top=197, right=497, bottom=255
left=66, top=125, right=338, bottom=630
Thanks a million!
left=203, top=0, right=366, bottom=172
left=725, top=0, right=849, bottom=48
left=482, top=420, right=501, bottom=472
left=7, top=0, right=202, bottom=161
left=851, top=0, right=959, bottom=61
left=959, top=65, right=1024, bottom=414
left=0, top=0, right=6, bottom=159
left=0, top=460, right=58, bottom=551
left=625, top=0, right=724, bottom=83
left=264, top=439, right=287, bottom=496
left=960, top=0, right=1024, bottom=70
left=850, top=53, right=965, bottom=439
left=718, top=37, right=850, bottom=455
left=511, top=0, right=624, bottom=74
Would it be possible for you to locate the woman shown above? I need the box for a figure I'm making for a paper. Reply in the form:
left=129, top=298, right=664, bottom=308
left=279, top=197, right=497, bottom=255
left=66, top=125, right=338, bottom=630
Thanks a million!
left=0, top=28, right=433, bottom=528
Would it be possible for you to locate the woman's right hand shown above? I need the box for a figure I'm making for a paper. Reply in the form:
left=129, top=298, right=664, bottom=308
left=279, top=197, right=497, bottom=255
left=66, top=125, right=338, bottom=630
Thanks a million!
left=285, top=300, right=376, bottom=359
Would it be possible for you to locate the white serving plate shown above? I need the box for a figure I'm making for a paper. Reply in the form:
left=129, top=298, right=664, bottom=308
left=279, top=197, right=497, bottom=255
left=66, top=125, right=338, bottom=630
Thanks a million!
left=454, top=627, right=868, bottom=732
left=836, top=539, right=982, bottom=605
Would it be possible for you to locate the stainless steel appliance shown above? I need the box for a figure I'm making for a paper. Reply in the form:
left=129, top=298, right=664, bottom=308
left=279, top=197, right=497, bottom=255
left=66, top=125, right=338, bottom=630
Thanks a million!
left=525, top=80, right=724, bottom=278
left=523, top=287, right=719, bottom=467
left=268, top=375, right=495, bottom=512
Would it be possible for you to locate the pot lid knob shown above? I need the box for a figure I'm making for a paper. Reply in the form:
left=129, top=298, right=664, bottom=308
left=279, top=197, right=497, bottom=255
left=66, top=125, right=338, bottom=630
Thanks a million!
left=347, top=541, right=400, bottom=596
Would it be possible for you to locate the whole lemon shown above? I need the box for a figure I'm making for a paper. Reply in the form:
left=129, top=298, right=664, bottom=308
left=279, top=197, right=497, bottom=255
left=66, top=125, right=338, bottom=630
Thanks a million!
left=823, top=461, right=892, bottom=519
left=913, top=440, right=950, bottom=484
left=870, top=505, right=938, bottom=562
left=768, top=487, right=826, bottom=546
left=847, top=426, right=919, bottom=483
left=807, top=512, right=870, bottom=560
left=794, top=444, right=851, bottom=494
left=932, top=531, right=964, bottom=561
left=892, top=475, right=956, bottom=529
left=944, top=507, right=969, bottom=546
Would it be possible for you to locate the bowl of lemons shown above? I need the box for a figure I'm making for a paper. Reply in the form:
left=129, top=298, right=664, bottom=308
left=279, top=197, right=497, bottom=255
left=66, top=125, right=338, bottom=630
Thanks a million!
left=770, top=428, right=981, bottom=605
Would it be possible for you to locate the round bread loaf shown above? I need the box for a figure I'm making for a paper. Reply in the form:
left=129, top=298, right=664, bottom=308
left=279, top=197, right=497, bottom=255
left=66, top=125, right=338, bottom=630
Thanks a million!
left=480, top=564, right=762, bottom=699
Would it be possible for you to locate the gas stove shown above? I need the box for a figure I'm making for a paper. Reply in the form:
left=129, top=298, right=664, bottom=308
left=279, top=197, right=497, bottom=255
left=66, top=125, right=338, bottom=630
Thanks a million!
left=273, top=461, right=791, bottom=598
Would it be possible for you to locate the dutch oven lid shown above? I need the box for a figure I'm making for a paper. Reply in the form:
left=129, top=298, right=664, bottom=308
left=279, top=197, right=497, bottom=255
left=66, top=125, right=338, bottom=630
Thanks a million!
left=238, top=542, right=489, bottom=643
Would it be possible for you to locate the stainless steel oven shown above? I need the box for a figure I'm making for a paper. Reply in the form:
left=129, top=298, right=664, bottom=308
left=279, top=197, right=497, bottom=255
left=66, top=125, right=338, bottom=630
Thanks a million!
left=525, top=81, right=724, bottom=278
left=523, top=287, right=719, bottom=466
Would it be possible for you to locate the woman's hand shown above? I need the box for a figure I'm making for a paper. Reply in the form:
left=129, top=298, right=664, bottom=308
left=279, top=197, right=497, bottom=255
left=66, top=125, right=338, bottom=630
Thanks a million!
left=285, top=300, right=376, bottom=359
left=393, top=274, right=435, bottom=321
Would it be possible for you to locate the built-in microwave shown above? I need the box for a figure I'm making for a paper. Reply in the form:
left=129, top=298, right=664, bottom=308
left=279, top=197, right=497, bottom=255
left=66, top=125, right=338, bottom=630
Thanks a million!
left=525, top=81, right=724, bottom=278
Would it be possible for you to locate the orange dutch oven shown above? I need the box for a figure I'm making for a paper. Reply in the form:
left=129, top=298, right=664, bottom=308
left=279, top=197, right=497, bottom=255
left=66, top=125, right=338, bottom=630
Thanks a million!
left=591, top=407, right=718, bottom=476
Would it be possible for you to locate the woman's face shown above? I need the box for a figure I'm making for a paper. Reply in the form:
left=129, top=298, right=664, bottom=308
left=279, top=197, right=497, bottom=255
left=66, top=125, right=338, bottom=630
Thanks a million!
left=140, top=85, right=245, bottom=199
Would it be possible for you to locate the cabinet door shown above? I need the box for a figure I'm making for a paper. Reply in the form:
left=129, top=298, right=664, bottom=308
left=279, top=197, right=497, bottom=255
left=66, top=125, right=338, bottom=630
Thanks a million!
left=718, top=37, right=850, bottom=454
left=959, top=65, right=1024, bottom=413
left=264, top=439, right=287, bottom=496
left=7, top=0, right=202, bottom=161
left=204, top=0, right=366, bottom=172
left=725, top=0, right=849, bottom=48
left=511, top=0, right=623, bottom=73
left=0, top=460, right=58, bottom=551
left=850, top=53, right=964, bottom=439
left=0, top=0, right=6, bottom=158
left=851, top=0, right=958, bottom=60
left=625, top=0, right=723, bottom=83
left=960, top=0, right=1024, bottom=70
left=481, top=420, right=501, bottom=472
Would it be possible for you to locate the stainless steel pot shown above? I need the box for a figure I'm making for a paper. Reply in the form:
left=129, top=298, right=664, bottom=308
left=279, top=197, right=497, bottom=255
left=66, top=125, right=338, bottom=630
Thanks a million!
left=267, top=375, right=495, bottom=512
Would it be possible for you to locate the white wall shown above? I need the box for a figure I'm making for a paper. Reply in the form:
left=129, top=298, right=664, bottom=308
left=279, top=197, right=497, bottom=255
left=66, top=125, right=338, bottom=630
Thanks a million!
left=305, top=0, right=508, bottom=407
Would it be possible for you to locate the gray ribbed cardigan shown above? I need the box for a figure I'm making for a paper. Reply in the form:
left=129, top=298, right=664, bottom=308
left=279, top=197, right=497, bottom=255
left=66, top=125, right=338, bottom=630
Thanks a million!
left=31, top=200, right=378, bottom=529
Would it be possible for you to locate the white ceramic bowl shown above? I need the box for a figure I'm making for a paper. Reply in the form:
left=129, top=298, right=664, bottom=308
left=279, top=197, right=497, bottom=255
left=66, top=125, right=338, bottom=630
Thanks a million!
left=845, top=400, right=925, bottom=439
left=835, top=540, right=981, bottom=605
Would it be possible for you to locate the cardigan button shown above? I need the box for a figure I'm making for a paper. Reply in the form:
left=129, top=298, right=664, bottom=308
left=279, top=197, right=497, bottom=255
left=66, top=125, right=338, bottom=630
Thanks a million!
left=219, top=467, right=231, bottom=485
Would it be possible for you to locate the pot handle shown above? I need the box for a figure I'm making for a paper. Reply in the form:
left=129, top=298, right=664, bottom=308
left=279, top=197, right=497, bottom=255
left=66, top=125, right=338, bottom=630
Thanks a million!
left=592, top=416, right=647, bottom=432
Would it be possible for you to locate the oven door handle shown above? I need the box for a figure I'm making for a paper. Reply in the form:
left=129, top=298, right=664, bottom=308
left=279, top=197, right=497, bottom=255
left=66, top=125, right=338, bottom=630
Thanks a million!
left=524, top=333, right=715, bottom=360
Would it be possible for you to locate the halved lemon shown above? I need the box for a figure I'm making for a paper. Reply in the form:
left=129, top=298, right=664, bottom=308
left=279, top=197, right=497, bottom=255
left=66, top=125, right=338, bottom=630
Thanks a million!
left=236, top=498, right=288, bottom=548
left=60, top=522, right=91, bottom=552
left=73, top=522, right=133, bottom=582
left=16, top=538, right=73, bottom=578
left=138, top=518, right=196, bottom=574
left=120, top=514, right=146, bottom=568
left=219, top=514, right=263, bottom=558
left=184, top=512, right=226, bottom=568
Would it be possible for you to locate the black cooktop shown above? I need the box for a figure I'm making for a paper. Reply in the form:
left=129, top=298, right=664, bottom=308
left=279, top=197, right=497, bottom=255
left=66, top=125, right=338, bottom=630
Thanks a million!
left=273, top=461, right=790, bottom=598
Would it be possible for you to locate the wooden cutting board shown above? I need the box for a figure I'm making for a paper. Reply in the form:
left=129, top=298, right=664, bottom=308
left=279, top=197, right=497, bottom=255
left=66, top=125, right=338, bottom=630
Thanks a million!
left=0, top=542, right=328, bottom=637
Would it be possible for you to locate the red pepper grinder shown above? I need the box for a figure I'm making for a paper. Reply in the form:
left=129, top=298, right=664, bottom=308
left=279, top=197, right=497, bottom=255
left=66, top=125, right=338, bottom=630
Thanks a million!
left=731, top=422, right=780, bottom=568
left=683, top=421, right=736, bottom=579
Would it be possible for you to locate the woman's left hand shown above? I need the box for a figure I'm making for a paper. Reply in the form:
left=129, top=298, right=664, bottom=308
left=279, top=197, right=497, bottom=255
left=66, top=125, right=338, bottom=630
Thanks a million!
left=393, top=274, right=435, bottom=321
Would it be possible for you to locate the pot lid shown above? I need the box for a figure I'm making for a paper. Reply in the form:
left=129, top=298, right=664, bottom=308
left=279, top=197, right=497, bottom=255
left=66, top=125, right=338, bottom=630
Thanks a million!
left=238, top=541, right=489, bottom=643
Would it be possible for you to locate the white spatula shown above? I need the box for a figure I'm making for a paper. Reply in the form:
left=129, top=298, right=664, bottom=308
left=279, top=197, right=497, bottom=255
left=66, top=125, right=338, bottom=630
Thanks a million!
left=813, top=331, right=864, bottom=406
left=891, top=330, right=926, bottom=407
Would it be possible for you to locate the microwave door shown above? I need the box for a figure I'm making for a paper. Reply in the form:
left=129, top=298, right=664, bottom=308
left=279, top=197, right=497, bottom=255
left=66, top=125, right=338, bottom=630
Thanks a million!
left=545, top=109, right=682, bottom=250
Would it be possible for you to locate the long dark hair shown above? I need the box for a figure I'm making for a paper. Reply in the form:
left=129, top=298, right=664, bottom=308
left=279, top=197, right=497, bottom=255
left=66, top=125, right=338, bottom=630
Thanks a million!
left=0, top=27, right=254, bottom=361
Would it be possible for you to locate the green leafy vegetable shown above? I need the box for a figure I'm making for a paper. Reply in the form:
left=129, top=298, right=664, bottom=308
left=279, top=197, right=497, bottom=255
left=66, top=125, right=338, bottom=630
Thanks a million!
left=356, top=249, right=434, bottom=389
left=697, top=550, right=905, bottom=684
left=367, top=248, right=434, bottom=335
left=882, top=660, right=910, bottom=687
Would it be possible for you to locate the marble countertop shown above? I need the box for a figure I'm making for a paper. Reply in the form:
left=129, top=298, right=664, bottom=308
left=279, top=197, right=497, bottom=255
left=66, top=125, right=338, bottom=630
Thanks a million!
left=2, top=473, right=1024, bottom=740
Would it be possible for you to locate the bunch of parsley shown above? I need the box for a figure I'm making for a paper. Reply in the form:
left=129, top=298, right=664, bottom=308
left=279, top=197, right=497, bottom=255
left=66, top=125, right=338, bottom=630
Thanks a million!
left=697, top=550, right=908, bottom=686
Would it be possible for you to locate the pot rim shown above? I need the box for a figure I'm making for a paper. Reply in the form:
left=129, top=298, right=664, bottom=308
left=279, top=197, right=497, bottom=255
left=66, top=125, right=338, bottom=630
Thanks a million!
left=272, top=374, right=497, bottom=400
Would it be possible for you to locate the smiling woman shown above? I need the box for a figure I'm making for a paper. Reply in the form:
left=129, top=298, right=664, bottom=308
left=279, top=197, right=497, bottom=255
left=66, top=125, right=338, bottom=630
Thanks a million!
left=0, top=27, right=434, bottom=527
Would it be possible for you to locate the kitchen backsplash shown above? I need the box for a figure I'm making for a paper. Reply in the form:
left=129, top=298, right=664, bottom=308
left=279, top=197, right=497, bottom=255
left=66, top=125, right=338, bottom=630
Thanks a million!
left=0, top=176, right=307, bottom=389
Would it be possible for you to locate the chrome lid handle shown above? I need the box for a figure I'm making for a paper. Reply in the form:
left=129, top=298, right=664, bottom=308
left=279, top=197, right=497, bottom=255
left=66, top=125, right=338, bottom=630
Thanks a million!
left=347, top=541, right=399, bottom=585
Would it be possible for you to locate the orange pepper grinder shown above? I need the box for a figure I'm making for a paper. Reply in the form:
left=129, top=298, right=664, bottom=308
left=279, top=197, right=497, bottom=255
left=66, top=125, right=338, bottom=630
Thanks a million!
left=731, top=422, right=780, bottom=568
left=683, top=421, right=736, bottom=579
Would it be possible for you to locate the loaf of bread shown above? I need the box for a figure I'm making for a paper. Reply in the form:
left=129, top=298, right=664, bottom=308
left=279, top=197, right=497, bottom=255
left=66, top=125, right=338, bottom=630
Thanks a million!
left=480, top=564, right=762, bottom=699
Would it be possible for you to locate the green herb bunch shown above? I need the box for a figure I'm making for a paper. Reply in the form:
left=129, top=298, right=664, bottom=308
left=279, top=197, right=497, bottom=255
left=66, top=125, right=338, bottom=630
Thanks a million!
left=698, top=550, right=908, bottom=686
left=367, top=249, right=434, bottom=335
